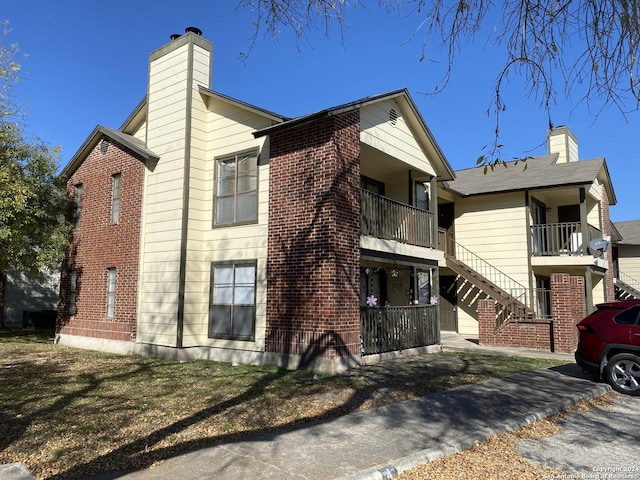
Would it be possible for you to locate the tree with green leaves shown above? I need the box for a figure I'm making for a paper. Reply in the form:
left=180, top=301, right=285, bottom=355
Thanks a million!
left=0, top=22, right=72, bottom=326
left=239, top=0, right=640, bottom=166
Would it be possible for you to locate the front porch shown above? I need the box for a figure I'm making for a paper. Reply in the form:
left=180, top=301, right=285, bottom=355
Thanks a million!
left=360, top=305, right=439, bottom=355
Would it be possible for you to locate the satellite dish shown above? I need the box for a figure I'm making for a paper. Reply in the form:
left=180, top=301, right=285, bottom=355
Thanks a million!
left=588, top=238, right=610, bottom=256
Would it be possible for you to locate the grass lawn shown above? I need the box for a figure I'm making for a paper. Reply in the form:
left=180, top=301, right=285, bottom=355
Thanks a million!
left=0, top=329, right=567, bottom=479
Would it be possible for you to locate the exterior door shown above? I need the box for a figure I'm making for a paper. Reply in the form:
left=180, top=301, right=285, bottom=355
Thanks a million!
left=360, top=268, right=386, bottom=307
left=531, top=198, right=547, bottom=254
left=439, top=275, right=458, bottom=331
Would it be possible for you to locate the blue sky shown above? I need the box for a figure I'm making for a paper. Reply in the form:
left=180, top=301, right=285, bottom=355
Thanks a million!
left=4, top=1, right=639, bottom=221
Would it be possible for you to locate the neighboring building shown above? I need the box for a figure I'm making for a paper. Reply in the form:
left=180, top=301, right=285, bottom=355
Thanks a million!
left=56, top=28, right=455, bottom=371
left=437, top=126, right=616, bottom=352
left=613, top=220, right=640, bottom=299
left=1, top=269, right=60, bottom=328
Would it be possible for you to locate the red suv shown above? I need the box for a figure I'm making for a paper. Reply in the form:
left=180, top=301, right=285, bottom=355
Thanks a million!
left=575, top=300, right=640, bottom=395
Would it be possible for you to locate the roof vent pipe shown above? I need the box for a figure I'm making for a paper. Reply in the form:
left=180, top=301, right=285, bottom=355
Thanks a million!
left=185, top=26, right=202, bottom=35
left=170, top=33, right=182, bottom=40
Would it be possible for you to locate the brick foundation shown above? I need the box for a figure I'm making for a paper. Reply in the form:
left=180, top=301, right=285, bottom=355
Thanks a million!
left=265, top=111, right=361, bottom=361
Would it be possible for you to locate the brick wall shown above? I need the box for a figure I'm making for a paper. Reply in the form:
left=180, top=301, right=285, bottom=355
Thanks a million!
left=477, top=299, right=553, bottom=350
left=57, top=138, right=144, bottom=342
left=550, top=273, right=586, bottom=353
left=265, top=111, right=361, bottom=361
left=478, top=273, right=586, bottom=353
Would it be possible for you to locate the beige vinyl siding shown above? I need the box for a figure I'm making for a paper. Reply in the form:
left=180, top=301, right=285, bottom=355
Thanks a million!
left=180, top=98, right=274, bottom=350
left=453, top=192, right=530, bottom=335
left=619, top=246, right=640, bottom=282
left=592, top=277, right=606, bottom=305
left=137, top=42, right=192, bottom=346
left=132, top=121, right=146, bottom=143
left=586, top=183, right=603, bottom=229
left=179, top=44, right=212, bottom=348
left=360, top=100, right=436, bottom=177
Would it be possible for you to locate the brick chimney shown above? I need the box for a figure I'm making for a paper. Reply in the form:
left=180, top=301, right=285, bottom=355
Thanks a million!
left=547, top=126, right=579, bottom=163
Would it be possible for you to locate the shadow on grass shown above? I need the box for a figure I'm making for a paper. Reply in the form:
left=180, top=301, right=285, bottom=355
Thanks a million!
left=0, top=328, right=55, bottom=344
left=1, top=333, right=566, bottom=480
left=47, top=354, right=549, bottom=479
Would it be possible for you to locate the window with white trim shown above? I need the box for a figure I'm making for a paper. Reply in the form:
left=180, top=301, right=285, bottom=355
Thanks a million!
left=111, top=173, right=121, bottom=223
left=214, top=151, right=258, bottom=225
left=209, top=262, right=256, bottom=340
left=106, top=268, right=116, bottom=317
left=69, top=270, right=78, bottom=315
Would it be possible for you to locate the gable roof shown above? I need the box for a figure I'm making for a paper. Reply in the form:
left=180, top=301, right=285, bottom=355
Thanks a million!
left=252, top=88, right=456, bottom=181
left=60, top=126, right=159, bottom=179
left=198, top=87, right=290, bottom=123
left=446, top=154, right=616, bottom=204
left=615, top=220, right=640, bottom=245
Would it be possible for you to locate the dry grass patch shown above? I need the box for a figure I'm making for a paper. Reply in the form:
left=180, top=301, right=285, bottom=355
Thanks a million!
left=397, top=393, right=618, bottom=480
left=0, top=330, right=567, bottom=479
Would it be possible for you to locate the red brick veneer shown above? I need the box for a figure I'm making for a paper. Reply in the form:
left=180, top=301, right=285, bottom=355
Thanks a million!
left=478, top=273, right=586, bottom=353
left=265, top=111, right=362, bottom=361
left=57, top=138, right=144, bottom=342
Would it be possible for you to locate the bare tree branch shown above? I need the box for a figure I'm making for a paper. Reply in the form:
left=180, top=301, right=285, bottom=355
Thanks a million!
left=238, top=0, right=640, bottom=165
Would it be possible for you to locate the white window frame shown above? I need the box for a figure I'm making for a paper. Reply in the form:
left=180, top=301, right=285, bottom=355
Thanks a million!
left=106, top=268, right=116, bottom=317
left=111, top=173, right=121, bottom=224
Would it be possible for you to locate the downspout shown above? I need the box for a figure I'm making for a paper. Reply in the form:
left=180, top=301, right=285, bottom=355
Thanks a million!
left=524, top=191, right=535, bottom=313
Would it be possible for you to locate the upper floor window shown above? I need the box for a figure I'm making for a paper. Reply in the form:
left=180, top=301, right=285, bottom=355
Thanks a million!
left=214, top=151, right=258, bottom=226
left=111, top=173, right=121, bottom=224
left=74, top=183, right=83, bottom=228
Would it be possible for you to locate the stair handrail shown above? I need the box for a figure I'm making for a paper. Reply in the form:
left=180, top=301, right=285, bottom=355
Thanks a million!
left=444, top=234, right=532, bottom=309
left=616, top=272, right=640, bottom=295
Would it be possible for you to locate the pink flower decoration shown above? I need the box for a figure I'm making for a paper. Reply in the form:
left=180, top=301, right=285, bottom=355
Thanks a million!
left=366, top=294, right=378, bottom=307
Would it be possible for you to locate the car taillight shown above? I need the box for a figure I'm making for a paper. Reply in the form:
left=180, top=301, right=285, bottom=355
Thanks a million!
left=577, top=323, right=595, bottom=334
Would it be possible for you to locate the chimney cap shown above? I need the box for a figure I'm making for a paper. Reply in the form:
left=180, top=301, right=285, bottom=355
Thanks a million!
left=185, top=26, right=202, bottom=36
left=170, top=33, right=182, bottom=41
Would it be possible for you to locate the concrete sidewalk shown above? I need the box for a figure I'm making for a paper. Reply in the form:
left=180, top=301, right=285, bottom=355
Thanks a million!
left=82, top=337, right=606, bottom=480
left=86, top=365, right=608, bottom=480
left=2, top=336, right=607, bottom=480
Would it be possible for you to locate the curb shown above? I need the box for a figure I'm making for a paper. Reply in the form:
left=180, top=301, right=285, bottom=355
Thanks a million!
left=0, top=463, right=36, bottom=480
left=339, top=382, right=612, bottom=480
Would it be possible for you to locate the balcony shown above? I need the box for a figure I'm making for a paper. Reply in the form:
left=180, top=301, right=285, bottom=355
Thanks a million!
left=361, top=189, right=436, bottom=249
left=531, top=223, right=601, bottom=256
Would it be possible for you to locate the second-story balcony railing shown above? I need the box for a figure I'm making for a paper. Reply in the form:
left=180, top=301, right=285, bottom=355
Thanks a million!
left=361, top=189, right=436, bottom=249
left=531, top=222, right=601, bottom=256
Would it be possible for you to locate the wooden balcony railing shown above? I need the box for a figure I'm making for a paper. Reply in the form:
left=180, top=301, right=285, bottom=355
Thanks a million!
left=360, top=305, right=439, bottom=355
left=531, top=223, right=601, bottom=256
left=361, top=189, right=436, bottom=248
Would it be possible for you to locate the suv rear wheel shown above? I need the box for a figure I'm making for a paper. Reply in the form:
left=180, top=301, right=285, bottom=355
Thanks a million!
left=604, top=353, right=640, bottom=395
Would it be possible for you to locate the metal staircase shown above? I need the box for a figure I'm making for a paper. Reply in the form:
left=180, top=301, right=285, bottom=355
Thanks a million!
left=614, top=273, right=640, bottom=300
left=440, top=233, right=536, bottom=327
